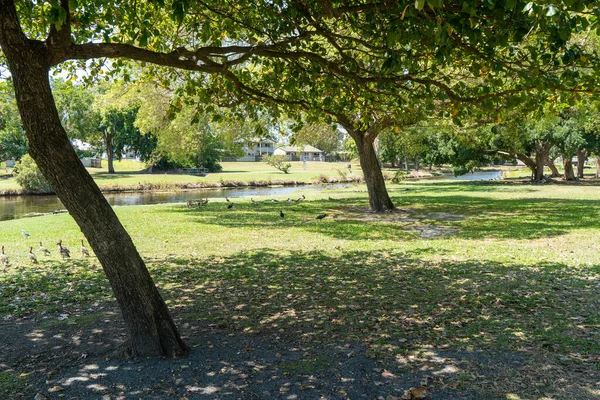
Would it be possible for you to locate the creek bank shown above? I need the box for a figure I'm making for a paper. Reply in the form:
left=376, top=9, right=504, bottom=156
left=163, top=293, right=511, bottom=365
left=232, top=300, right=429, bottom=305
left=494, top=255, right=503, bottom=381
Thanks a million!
left=0, top=176, right=363, bottom=196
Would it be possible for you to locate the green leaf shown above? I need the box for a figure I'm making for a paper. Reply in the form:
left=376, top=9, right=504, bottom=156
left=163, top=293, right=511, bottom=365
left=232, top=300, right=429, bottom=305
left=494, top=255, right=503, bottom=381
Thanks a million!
left=171, top=0, right=187, bottom=23
left=415, top=0, right=425, bottom=11
left=545, top=5, right=557, bottom=16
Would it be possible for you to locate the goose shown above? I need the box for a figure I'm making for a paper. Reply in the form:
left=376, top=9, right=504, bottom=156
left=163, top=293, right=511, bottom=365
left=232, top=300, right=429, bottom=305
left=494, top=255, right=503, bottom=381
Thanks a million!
left=280, top=210, right=285, bottom=218
left=0, top=246, right=9, bottom=267
left=316, top=213, right=327, bottom=220
left=38, top=242, right=51, bottom=256
left=57, top=240, right=70, bottom=259
left=225, top=197, right=230, bottom=202
left=80, top=240, right=90, bottom=257
left=28, top=247, right=37, bottom=263
left=21, top=229, right=30, bottom=237
left=227, top=202, right=233, bottom=209
left=287, top=198, right=293, bottom=202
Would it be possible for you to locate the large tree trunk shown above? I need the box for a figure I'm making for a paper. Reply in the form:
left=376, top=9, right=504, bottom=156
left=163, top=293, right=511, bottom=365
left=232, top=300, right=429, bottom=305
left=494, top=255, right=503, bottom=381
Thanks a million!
left=543, top=153, right=560, bottom=177
left=563, top=157, right=576, bottom=180
left=354, top=134, right=394, bottom=212
left=577, top=149, right=587, bottom=179
left=596, top=155, right=600, bottom=178
left=0, top=3, right=189, bottom=358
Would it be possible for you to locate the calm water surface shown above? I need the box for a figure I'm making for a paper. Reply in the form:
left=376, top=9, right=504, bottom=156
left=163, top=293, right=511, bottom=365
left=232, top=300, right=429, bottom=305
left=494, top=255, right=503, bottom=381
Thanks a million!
left=0, top=170, right=502, bottom=221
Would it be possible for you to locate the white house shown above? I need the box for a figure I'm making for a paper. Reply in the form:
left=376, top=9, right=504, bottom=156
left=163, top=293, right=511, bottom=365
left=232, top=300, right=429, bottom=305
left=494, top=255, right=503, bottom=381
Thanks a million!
left=274, top=145, right=324, bottom=161
left=235, top=138, right=276, bottom=161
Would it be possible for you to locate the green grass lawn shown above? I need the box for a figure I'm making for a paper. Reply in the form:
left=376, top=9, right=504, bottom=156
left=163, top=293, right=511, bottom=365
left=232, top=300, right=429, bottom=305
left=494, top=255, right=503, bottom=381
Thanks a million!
left=1, top=180, right=599, bottom=398
left=0, top=160, right=362, bottom=192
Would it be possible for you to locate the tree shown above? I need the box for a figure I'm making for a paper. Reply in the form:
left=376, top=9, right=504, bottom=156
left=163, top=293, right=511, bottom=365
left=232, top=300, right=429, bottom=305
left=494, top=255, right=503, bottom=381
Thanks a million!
left=0, top=0, right=595, bottom=357
left=0, top=0, right=194, bottom=358
left=0, top=82, right=27, bottom=160
left=291, top=123, right=343, bottom=155
left=177, top=0, right=593, bottom=211
left=52, top=78, right=98, bottom=142
left=263, top=154, right=291, bottom=174
left=554, top=110, right=586, bottom=180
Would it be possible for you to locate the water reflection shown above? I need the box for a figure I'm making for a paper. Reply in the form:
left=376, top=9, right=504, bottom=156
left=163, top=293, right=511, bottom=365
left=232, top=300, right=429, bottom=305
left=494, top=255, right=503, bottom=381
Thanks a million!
left=0, top=184, right=351, bottom=221
left=0, top=170, right=503, bottom=221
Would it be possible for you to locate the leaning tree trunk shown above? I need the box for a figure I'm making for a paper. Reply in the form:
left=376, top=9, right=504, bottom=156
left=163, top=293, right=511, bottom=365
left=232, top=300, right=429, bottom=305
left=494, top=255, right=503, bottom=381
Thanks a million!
left=577, top=149, right=587, bottom=179
left=543, top=153, right=560, bottom=177
left=354, top=134, right=394, bottom=212
left=563, top=157, right=576, bottom=180
left=515, top=153, right=543, bottom=182
left=0, top=5, right=189, bottom=358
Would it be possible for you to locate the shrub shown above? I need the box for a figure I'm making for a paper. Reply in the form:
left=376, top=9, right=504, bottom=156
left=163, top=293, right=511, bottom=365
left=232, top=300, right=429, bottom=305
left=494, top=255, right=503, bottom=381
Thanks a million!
left=13, top=155, right=53, bottom=193
left=391, top=169, right=409, bottom=184
left=263, top=154, right=291, bottom=174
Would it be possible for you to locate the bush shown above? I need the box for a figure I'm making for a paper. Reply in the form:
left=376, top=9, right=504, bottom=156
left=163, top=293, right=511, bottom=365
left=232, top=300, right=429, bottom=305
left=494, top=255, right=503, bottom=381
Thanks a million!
left=13, top=155, right=53, bottom=193
left=391, top=169, right=409, bottom=183
left=263, top=154, right=291, bottom=174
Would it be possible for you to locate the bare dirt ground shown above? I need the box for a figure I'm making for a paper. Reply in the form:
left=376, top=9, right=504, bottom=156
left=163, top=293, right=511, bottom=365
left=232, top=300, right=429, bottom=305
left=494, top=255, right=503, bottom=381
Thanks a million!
left=2, top=305, right=599, bottom=400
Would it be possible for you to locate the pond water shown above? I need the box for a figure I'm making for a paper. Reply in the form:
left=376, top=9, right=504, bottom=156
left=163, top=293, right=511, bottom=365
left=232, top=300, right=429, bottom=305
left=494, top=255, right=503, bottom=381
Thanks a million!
left=447, top=170, right=503, bottom=181
left=0, top=184, right=352, bottom=221
left=0, top=170, right=503, bottom=221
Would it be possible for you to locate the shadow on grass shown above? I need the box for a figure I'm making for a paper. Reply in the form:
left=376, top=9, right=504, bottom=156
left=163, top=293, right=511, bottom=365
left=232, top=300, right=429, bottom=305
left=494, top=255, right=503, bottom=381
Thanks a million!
left=1, top=250, right=599, bottom=399
left=152, top=249, right=599, bottom=357
left=164, top=193, right=600, bottom=241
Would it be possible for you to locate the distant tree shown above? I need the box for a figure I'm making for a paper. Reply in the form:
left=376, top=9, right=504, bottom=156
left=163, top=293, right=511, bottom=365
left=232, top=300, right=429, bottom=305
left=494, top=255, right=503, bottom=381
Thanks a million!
left=0, top=83, right=27, bottom=161
left=554, top=110, right=586, bottom=180
left=263, top=154, right=291, bottom=174
left=96, top=107, right=140, bottom=173
left=291, top=123, right=343, bottom=155
left=52, top=78, right=98, bottom=141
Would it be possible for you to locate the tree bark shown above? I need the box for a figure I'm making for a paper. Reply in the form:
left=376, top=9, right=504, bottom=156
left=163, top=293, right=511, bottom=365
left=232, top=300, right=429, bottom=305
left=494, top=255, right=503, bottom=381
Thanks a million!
left=596, top=155, right=600, bottom=178
left=563, top=157, right=576, bottom=180
left=543, top=153, right=560, bottom=177
left=105, top=132, right=116, bottom=174
left=515, top=153, right=542, bottom=182
left=354, top=134, right=394, bottom=212
left=576, top=149, right=587, bottom=179
left=0, top=1, right=188, bottom=358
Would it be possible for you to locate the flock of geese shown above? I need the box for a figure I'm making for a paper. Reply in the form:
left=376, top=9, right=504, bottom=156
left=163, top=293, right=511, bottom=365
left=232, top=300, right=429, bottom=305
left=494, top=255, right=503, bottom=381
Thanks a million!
left=1, top=230, right=91, bottom=271
left=187, top=194, right=328, bottom=221
left=2, top=194, right=328, bottom=272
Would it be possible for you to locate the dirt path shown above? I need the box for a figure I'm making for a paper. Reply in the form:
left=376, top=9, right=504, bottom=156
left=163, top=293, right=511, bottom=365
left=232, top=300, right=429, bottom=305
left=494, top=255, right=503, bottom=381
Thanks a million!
left=1, top=309, right=598, bottom=399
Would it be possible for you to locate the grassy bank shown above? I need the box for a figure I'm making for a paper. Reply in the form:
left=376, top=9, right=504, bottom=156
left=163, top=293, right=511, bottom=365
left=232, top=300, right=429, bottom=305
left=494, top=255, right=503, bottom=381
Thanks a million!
left=0, top=180, right=599, bottom=398
left=0, top=160, right=363, bottom=194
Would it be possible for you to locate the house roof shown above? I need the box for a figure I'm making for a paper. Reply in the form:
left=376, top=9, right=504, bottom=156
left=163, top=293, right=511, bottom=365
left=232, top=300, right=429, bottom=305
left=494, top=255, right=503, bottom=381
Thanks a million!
left=234, top=137, right=275, bottom=143
left=276, top=145, right=324, bottom=153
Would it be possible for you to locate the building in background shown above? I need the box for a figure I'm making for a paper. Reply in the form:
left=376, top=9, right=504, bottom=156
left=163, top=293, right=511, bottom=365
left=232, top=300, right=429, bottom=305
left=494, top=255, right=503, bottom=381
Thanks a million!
left=274, top=145, right=324, bottom=161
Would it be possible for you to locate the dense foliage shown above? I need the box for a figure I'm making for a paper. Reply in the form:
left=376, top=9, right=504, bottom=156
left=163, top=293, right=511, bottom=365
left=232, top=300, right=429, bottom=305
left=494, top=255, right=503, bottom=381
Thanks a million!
left=13, top=154, right=53, bottom=193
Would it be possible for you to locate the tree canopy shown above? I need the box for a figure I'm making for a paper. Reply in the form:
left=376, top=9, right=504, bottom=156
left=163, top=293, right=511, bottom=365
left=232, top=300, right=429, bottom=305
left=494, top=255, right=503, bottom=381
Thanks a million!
left=1, top=0, right=599, bottom=358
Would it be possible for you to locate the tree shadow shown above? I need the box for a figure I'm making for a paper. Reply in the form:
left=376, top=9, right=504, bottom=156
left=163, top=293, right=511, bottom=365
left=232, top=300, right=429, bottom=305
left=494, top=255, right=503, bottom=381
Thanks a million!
left=163, top=194, right=600, bottom=241
left=3, top=249, right=599, bottom=399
